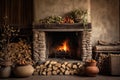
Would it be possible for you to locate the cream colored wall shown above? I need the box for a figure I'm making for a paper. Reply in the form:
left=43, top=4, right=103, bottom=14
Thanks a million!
left=91, top=0, right=119, bottom=45
left=33, top=0, right=119, bottom=46
left=33, top=0, right=90, bottom=22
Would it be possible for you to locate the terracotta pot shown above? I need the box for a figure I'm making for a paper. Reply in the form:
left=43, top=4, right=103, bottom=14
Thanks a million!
left=86, top=61, right=97, bottom=66
left=85, top=62, right=99, bottom=77
left=0, top=61, right=12, bottom=78
left=13, top=64, right=34, bottom=77
left=0, top=66, right=11, bottom=78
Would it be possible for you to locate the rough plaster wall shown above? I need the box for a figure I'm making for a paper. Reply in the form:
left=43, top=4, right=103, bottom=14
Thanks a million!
left=34, top=0, right=89, bottom=22
left=91, top=0, right=119, bottom=45
left=33, top=0, right=119, bottom=46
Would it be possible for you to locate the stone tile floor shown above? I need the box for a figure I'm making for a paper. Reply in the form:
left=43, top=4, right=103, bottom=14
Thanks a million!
left=0, top=75, right=120, bottom=80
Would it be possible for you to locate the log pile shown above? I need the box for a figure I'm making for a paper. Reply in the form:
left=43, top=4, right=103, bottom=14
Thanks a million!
left=97, top=53, right=120, bottom=74
left=33, top=60, right=85, bottom=75
left=97, top=53, right=110, bottom=74
left=0, top=40, right=33, bottom=65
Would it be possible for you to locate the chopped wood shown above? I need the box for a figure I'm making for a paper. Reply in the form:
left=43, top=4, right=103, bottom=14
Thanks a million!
left=44, top=61, right=50, bottom=66
left=47, top=68, right=52, bottom=72
left=2, top=40, right=34, bottom=65
left=34, top=60, right=84, bottom=75
left=59, top=72, right=63, bottom=75
left=42, top=71, right=46, bottom=75
left=63, top=62, right=68, bottom=65
left=55, top=63, right=61, bottom=68
left=50, top=61, right=57, bottom=65
left=52, top=66, right=58, bottom=70
left=65, top=70, right=70, bottom=75
left=48, top=64, right=52, bottom=68
left=52, top=71, right=57, bottom=75
left=67, top=63, right=72, bottom=68
left=47, top=71, right=52, bottom=75
left=61, top=64, right=66, bottom=69
left=57, top=69, right=60, bottom=73
left=72, top=64, right=77, bottom=69
left=60, top=68, right=65, bottom=73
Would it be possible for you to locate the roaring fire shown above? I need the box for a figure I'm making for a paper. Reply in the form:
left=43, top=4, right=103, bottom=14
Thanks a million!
left=57, top=40, right=70, bottom=52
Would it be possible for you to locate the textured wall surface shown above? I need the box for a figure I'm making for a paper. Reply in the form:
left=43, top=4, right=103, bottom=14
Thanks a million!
left=91, top=0, right=119, bottom=45
left=34, top=0, right=119, bottom=46
left=34, top=0, right=89, bottom=22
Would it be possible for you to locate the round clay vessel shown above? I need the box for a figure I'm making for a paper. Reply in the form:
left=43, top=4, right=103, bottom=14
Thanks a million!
left=13, top=64, right=34, bottom=77
left=0, top=66, right=11, bottom=78
left=85, top=62, right=99, bottom=77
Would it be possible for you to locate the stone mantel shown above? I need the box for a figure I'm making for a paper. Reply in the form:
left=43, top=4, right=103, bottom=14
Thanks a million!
left=33, top=23, right=91, bottom=32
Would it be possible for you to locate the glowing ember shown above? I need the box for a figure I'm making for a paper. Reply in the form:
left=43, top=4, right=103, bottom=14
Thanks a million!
left=57, top=40, right=70, bottom=52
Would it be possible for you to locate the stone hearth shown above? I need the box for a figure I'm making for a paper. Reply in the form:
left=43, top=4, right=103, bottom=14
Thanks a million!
left=33, top=23, right=92, bottom=63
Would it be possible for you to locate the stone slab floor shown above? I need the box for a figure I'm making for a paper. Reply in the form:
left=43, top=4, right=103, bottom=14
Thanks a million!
left=0, top=75, right=120, bottom=80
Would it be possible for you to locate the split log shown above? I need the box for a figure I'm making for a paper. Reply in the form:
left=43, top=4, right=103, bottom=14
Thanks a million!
left=55, top=63, right=61, bottom=68
left=42, top=71, right=46, bottom=75
left=57, top=69, right=60, bottom=73
left=52, top=66, right=58, bottom=70
left=47, top=71, right=52, bottom=75
left=52, top=71, right=57, bottom=75
left=50, top=61, right=57, bottom=65
left=67, top=63, right=72, bottom=68
left=61, top=64, right=66, bottom=69
left=72, top=64, right=77, bottom=69
left=44, top=61, right=50, bottom=66
left=63, top=62, right=68, bottom=65
left=65, top=70, right=70, bottom=75
left=60, top=68, right=65, bottom=73
left=47, top=68, right=52, bottom=72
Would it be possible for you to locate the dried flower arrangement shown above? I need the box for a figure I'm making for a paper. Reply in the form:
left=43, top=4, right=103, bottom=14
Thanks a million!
left=39, top=9, right=88, bottom=24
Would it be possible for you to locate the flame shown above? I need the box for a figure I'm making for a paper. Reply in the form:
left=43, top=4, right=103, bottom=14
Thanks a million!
left=57, top=40, right=70, bottom=52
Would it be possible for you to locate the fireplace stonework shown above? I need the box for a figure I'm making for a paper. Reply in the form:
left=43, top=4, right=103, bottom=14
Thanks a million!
left=33, top=23, right=92, bottom=62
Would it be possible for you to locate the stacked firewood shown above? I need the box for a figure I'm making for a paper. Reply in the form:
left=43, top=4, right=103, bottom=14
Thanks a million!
left=97, top=53, right=109, bottom=74
left=6, top=40, right=33, bottom=65
left=33, top=60, right=85, bottom=75
left=97, top=53, right=120, bottom=74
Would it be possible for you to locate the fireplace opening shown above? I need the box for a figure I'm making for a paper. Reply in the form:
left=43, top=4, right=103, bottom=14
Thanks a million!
left=46, top=32, right=82, bottom=60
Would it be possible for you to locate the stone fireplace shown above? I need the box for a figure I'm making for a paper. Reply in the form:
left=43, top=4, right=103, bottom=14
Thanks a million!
left=33, top=23, right=92, bottom=63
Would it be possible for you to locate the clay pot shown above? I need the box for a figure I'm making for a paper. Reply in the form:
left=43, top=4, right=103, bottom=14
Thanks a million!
left=13, top=64, right=34, bottom=77
left=0, top=66, right=11, bottom=78
left=85, top=62, right=99, bottom=77
left=0, top=61, right=12, bottom=78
